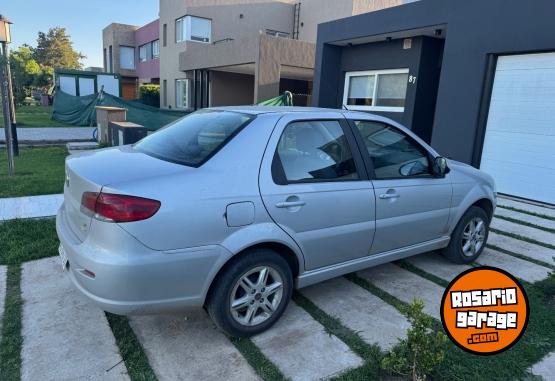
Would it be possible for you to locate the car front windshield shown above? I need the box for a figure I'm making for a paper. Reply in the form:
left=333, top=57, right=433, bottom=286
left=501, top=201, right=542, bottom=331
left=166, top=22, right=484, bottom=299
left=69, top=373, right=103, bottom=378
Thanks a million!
left=135, top=110, right=254, bottom=166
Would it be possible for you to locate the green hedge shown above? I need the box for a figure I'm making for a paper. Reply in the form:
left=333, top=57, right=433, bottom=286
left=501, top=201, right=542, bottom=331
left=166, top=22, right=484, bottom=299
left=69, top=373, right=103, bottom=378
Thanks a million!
left=138, top=84, right=160, bottom=107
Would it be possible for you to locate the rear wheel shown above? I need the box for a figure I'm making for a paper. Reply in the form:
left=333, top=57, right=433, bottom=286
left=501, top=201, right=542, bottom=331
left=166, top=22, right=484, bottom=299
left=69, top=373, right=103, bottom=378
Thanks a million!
left=207, top=249, right=293, bottom=337
left=442, top=206, right=489, bottom=264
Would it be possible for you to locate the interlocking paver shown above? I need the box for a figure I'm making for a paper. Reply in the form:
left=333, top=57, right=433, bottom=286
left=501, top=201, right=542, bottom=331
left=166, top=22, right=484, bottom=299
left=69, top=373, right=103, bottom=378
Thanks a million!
left=358, top=263, right=444, bottom=319
left=496, top=207, right=555, bottom=231
left=130, top=311, right=260, bottom=381
left=488, top=232, right=555, bottom=265
left=252, top=302, right=363, bottom=381
left=477, top=248, right=551, bottom=283
left=491, top=218, right=554, bottom=245
left=301, top=277, right=410, bottom=350
left=531, top=352, right=555, bottom=381
left=0, top=194, right=63, bottom=220
left=405, top=252, right=471, bottom=282
left=498, top=198, right=555, bottom=219
left=21, top=257, right=129, bottom=381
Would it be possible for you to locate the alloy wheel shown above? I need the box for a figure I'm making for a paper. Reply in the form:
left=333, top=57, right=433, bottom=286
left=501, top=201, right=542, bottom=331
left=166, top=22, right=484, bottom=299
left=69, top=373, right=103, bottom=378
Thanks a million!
left=229, top=266, right=284, bottom=326
left=461, top=217, right=486, bottom=257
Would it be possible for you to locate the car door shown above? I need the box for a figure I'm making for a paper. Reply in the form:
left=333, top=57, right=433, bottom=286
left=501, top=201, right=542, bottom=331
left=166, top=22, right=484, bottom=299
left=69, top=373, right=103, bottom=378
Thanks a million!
left=259, top=112, right=376, bottom=271
left=349, top=118, right=452, bottom=254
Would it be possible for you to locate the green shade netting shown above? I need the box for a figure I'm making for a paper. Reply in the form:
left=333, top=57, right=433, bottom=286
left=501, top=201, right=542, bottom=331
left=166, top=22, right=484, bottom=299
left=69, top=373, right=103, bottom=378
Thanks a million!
left=52, top=90, right=187, bottom=130
left=257, top=91, right=294, bottom=106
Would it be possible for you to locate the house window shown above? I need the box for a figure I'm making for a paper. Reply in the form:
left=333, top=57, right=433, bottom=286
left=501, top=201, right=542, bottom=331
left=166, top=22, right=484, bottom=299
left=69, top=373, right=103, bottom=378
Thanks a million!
left=152, top=40, right=160, bottom=58
left=266, top=29, right=290, bottom=38
left=103, top=48, right=107, bottom=72
left=343, top=69, right=409, bottom=112
left=176, top=15, right=211, bottom=43
left=119, top=46, right=135, bottom=70
left=108, top=45, right=113, bottom=72
left=163, top=24, right=167, bottom=47
left=176, top=79, right=190, bottom=109
left=163, top=79, right=167, bottom=107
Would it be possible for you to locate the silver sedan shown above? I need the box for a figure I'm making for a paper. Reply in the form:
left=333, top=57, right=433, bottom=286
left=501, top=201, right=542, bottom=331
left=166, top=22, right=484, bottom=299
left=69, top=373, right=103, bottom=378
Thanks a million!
left=56, top=107, right=496, bottom=337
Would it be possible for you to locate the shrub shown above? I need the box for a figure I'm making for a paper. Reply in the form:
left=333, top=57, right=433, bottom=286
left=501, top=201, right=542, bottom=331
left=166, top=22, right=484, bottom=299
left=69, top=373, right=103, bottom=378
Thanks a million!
left=139, top=84, right=160, bottom=107
left=382, top=300, right=447, bottom=381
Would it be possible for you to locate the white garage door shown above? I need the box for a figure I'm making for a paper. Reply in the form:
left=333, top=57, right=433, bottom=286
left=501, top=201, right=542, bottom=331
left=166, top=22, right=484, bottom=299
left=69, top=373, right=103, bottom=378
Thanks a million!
left=480, top=52, right=555, bottom=204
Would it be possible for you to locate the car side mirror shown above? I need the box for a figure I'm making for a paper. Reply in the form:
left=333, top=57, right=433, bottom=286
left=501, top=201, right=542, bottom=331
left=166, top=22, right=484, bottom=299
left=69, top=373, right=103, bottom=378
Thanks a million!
left=432, top=156, right=449, bottom=177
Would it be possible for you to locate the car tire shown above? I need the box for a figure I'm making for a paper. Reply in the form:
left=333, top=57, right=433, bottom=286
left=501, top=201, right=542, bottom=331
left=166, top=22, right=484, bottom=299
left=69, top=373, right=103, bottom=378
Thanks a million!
left=206, top=248, right=293, bottom=338
left=442, top=206, right=490, bottom=264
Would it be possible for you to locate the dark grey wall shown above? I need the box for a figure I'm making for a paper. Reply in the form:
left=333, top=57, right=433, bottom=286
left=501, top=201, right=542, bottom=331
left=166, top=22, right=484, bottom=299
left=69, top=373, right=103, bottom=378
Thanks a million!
left=313, top=0, right=555, bottom=165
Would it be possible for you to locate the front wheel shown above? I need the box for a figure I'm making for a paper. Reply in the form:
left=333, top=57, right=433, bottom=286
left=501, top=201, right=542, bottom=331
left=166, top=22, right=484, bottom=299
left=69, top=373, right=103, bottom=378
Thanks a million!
left=442, top=206, right=490, bottom=264
left=207, top=249, right=293, bottom=337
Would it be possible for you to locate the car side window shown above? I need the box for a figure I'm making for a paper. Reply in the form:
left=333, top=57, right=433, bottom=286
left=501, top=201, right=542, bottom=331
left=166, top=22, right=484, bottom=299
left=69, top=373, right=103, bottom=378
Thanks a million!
left=274, top=120, right=359, bottom=183
left=353, top=120, right=431, bottom=179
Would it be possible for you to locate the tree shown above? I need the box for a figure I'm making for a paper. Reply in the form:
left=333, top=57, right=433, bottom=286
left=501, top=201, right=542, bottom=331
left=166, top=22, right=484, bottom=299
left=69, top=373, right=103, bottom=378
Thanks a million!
left=9, top=45, right=41, bottom=103
left=32, top=27, right=85, bottom=86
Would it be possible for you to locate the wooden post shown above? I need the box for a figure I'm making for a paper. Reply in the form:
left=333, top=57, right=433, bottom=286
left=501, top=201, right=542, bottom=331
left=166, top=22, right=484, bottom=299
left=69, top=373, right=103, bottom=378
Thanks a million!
left=1, top=41, right=14, bottom=175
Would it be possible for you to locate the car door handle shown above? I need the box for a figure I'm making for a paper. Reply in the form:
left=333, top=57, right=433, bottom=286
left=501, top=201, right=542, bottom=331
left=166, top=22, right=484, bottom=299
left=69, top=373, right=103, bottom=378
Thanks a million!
left=275, top=201, right=306, bottom=208
left=379, top=193, right=400, bottom=199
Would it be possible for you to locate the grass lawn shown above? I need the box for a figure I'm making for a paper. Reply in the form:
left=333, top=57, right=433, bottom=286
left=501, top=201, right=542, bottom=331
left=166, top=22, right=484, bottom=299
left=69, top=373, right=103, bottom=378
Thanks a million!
left=0, top=105, right=72, bottom=128
left=0, top=217, right=552, bottom=381
left=0, top=146, right=67, bottom=198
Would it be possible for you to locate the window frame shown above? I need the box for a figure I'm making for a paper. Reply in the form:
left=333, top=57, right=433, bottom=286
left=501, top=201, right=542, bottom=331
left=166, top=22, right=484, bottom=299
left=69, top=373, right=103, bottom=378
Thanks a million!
left=176, top=15, right=212, bottom=44
left=175, top=78, right=190, bottom=109
left=271, top=118, right=368, bottom=185
left=343, top=68, right=409, bottom=113
left=347, top=119, right=437, bottom=181
left=119, top=45, right=136, bottom=70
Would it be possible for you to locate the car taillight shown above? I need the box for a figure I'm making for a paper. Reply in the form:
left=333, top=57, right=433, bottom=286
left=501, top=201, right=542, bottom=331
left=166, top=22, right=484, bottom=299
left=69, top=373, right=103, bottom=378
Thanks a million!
left=81, top=192, right=161, bottom=222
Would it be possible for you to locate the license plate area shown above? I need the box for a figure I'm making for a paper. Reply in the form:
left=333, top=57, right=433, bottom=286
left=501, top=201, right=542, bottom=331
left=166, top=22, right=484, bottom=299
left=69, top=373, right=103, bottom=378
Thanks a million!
left=58, top=244, right=69, bottom=270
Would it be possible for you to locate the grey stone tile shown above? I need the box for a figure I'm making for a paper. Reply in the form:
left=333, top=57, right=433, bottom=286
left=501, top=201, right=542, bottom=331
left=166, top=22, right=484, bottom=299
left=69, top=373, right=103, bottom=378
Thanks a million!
left=477, top=248, right=552, bottom=283
left=0, top=194, right=63, bottom=220
left=252, top=302, right=363, bottom=381
left=0, top=266, right=6, bottom=335
left=498, top=198, right=555, bottom=219
left=301, top=277, right=409, bottom=350
left=531, top=351, right=555, bottom=381
left=405, top=252, right=472, bottom=282
left=496, top=207, right=555, bottom=231
left=21, top=257, right=129, bottom=381
left=130, top=311, right=260, bottom=381
left=358, top=263, right=444, bottom=320
left=488, top=232, right=555, bottom=265
left=491, top=218, right=555, bottom=246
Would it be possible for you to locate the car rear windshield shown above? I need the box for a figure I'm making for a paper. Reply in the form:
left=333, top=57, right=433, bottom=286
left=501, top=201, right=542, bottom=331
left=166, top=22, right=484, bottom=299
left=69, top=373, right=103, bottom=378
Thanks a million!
left=135, top=110, right=254, bottom=166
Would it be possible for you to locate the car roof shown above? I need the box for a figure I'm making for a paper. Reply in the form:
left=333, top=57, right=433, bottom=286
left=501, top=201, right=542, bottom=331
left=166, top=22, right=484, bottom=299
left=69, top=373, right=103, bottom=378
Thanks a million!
left=207, top=105, right=364, bottom=115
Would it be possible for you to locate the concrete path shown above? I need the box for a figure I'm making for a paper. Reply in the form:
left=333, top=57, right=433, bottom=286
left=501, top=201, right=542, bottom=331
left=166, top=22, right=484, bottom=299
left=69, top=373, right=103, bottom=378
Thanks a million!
left=130, top=311, right=260, bottom=381
left=0, top=127, right=95, bottom=143
left=531, top=352, right=555, bottom=381
left=252, top=302, right=363, bottom=381
left=0, top=266, right=6, bottom=336
left=405, top=252, right=472, bottom=282
left=21, top=258, right=129, bottom=381
left=0, top=194, right=63, bottom=220
left=491, top=217, right=554, bottom=245
left=496, top=207, right=555, bottom=231
left=358, top=263, right=444, bottom=320
left=488, top=232, right=555, bottom=265
left=477, top=248, right=552, bottom=283
left=498, top=198, right=555, bottom=219
left=301, top=277, right=410, bottom=350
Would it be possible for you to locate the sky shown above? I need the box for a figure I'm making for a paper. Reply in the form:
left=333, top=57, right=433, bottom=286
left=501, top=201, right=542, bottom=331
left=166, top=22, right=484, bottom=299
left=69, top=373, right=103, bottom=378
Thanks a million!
left=2, top=0, right=159, bottom=68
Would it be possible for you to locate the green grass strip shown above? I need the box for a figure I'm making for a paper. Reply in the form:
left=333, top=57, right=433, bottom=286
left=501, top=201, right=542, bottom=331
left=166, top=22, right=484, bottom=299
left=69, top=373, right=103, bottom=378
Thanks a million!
left=491, top=228, right=555, bottom=251
left=293, top=292, right=382, bottom=381
left=497, top=204, right=555, bottom=222
left=495, top=214, right=555, bottom=235
left=229, top=337, right=288, bottom=381
left=105, top=313, right=158, bottom=381
left=486, top=244, right=555, bottom=270
left=0, top=265, right=23, bottom=381
left=395, top=261, right=450, bottom=288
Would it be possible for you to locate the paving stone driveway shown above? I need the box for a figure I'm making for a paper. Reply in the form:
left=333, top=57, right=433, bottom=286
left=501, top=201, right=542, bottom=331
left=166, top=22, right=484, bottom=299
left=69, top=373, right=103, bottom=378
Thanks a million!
left=1, top=197, right=553, bottom=380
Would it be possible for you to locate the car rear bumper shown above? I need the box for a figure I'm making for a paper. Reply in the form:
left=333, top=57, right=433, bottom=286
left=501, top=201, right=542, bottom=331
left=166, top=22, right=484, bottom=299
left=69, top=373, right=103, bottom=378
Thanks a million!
left=56, top=204, right=230, bottom=315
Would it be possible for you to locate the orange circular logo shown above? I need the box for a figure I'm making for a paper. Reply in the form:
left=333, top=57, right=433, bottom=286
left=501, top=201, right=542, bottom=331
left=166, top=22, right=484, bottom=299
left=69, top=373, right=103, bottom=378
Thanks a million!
left=440, top=267, right=529, bottom=355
